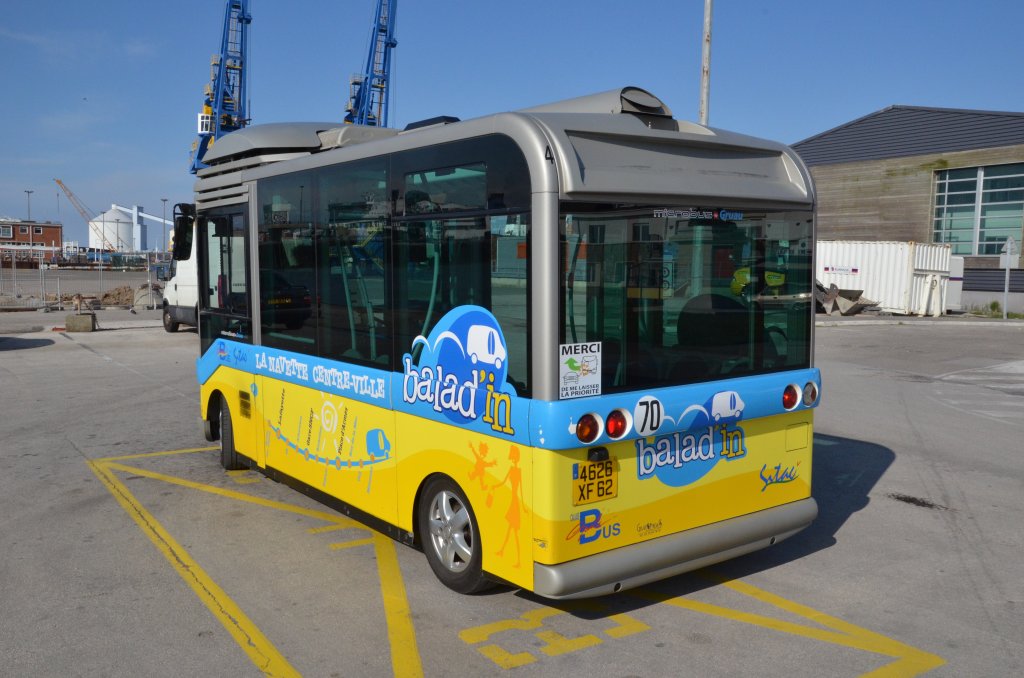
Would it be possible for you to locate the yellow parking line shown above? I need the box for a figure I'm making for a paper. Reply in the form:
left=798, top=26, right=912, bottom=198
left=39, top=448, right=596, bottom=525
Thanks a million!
left=226, top=469, right=261, bottom=484
left=94, top=446, right=217, bottom=463
left=329, top=538, right=377, bottom=551
left=715, top=576, right=945, bottom=677
left=633, top=574, right=945, bottom=676
left=307, top=524, right=349, bottom=534
left=88, top=459, right=298, bottom=677
left=94, top=451, right=424, bottom=678
left=103, top=461, right=346, bottom=522
left=373, top=533, right=424, bottom=678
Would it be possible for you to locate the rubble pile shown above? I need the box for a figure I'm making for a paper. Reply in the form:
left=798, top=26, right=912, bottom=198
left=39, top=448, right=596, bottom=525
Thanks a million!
left=101, top=285, right=137, bottom=306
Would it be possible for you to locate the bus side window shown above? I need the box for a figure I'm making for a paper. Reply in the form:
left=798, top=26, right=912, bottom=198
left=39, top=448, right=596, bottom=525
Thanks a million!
left=317, top=221, right=389, bottom=365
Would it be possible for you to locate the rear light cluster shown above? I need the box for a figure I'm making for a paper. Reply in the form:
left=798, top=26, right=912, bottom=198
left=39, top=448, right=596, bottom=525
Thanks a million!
left=575, top=382, right=819, bottom=444
left=575, top=409, right=632, bottom=444
left=783, top=382, right=819, bottom=410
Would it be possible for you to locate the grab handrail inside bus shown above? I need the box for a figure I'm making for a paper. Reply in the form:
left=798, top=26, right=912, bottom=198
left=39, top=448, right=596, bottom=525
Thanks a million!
left=567, top=232, right=584, bottom=344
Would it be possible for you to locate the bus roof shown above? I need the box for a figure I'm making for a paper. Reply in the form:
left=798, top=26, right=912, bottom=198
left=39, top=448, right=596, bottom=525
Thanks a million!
left=196, top=86, right=812, bottom=209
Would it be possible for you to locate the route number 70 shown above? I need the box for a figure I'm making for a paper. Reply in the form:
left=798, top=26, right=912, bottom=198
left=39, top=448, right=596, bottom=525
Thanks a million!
left=633, top=396, right=663, bottom=436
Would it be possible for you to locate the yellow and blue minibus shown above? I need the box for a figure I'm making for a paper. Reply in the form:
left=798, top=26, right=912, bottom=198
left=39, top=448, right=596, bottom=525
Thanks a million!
left=173, top=86, right=821, bottom=599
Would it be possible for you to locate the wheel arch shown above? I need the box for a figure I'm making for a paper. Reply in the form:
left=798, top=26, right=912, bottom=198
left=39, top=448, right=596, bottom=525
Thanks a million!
left=411, top=471, right=454, bottom=549
left=203, top=388, right=226, bottom=442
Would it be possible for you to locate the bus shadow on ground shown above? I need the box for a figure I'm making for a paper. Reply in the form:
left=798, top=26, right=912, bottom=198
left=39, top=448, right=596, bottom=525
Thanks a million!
left=0, top=336, right=55, bottom=351
left=517, top=432, right=893, bottom=613
left=712, top=432, right=893, bottom=576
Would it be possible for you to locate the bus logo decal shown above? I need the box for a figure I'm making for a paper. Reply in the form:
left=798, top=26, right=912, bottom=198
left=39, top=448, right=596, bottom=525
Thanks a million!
left=760, top=462, right=799, bottom=492
left=401, top=306, right=517, bottom=435
left=565, top=509, right=621, bottom=544
left=636, top=392, right=748, bottom=486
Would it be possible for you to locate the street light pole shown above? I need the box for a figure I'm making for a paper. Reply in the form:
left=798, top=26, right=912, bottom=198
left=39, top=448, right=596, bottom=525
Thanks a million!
left=699, top=0, right=713, bottom=126
left=161, top=198, right=168, bottom=254
left=25, top=190, right=35, bottom=271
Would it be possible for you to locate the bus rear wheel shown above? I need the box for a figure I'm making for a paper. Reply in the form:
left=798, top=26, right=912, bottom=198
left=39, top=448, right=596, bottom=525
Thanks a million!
left=418, top=476, right=492, bottom=594
left=218, top=398, right=247, bottom=471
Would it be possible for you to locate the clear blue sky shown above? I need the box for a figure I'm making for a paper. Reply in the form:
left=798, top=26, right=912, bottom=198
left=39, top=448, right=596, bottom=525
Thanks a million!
left=3, top=0, right=1024, bottom=245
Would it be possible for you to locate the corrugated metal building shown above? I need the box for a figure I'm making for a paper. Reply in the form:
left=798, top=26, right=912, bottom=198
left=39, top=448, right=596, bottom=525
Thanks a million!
left=793, top=106, right=1024, bottom=271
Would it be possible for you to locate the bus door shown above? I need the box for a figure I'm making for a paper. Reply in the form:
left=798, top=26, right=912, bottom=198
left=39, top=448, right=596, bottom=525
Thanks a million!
left=197, top=207, right=261, bottom=462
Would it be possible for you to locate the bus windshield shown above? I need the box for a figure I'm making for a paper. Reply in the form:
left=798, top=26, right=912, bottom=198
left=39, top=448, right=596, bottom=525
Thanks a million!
left=561, top=205, right=813, bottom=392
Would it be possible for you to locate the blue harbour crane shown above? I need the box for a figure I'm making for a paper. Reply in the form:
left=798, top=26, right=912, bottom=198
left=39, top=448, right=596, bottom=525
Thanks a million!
left=190, top=0, right=252, bottom=174
left=345, top=0, right=398, bottom=127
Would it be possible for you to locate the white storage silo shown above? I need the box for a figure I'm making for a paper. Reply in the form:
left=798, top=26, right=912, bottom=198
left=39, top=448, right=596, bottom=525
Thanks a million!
left=88, top=208, right=134, bottom=251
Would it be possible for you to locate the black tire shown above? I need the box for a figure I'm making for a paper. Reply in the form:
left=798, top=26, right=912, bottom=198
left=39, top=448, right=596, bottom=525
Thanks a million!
left=417, top=476, right=492, bottom=594
left=219, top=398, right=247, bottom=471
left=163, top=306, right=180, bottom=333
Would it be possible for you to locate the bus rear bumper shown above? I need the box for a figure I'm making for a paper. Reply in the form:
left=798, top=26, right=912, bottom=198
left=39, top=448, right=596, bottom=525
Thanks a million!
left=532, top=497, right=818, bottom=599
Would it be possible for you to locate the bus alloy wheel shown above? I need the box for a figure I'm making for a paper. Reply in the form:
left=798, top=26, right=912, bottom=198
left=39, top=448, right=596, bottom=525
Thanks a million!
left=418, top=477, right=491, bottom=594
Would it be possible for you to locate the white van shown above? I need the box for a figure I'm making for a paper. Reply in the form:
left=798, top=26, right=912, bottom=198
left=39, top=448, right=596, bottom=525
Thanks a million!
left=161, top=237, right=198, bottom=332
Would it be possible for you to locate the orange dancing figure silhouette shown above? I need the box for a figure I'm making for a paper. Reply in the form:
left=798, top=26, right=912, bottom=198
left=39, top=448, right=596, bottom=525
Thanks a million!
left=467, top=441, right=496, bottom=490
left=493, top=445, right=527, bottom=567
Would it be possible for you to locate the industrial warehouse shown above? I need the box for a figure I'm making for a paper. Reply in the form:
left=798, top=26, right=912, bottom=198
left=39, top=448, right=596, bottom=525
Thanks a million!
left=794, top=105, right=1024, bottom=312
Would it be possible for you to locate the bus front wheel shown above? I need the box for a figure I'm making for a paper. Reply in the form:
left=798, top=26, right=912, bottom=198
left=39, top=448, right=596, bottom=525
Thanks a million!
left=218, top=398, right=247, bottom=471
left=418, top=476, right=492, bottom=594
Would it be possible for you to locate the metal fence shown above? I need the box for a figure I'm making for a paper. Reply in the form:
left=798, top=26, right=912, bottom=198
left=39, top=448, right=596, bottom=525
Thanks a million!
left=963, top=268, right=1024, bottom=293
left=0, top=265, right=163, bottom=310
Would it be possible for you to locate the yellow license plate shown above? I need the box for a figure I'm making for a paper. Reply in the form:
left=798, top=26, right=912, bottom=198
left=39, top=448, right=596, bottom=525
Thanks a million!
left=572, top=459, right=617, bottom=506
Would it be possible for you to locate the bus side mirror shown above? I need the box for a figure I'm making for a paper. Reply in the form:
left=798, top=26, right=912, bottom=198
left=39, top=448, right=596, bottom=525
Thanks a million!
left=171, top=203, right=195, bottom=261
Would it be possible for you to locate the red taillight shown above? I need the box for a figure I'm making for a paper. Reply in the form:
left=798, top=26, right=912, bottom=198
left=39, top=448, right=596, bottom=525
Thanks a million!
left=782, top=384, right=800, bottom=410
left=576, top=413, right=601, bottom=444
left=606, top=409, right=629, bottom=439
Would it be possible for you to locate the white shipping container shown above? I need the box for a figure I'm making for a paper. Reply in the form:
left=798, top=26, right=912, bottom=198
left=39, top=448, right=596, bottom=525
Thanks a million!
left=947, top=256, right=964, bottom=312
left=817, top=241, right=952, bottom=316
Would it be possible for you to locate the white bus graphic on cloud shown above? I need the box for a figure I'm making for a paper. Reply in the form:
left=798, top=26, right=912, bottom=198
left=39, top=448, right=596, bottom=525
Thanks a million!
left=466, top=324, right=506, bottom=370
left=711, top=391, right=745, bottom=422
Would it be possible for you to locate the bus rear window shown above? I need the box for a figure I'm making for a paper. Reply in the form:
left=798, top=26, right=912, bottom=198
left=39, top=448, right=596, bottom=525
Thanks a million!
left=560, top=205, right=813, bottom=392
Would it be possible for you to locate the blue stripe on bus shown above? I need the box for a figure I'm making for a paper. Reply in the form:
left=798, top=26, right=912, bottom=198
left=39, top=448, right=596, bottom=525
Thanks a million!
left=197, top=339, right=392, bottom=407
left=527, top=368, right=821, bottom=449
left=197, top=339, right=820, bottom=450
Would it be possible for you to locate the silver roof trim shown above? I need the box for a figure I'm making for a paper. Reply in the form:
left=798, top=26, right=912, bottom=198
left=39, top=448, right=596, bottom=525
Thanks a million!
left=522, top=86, right=672, bottom=118
left=195, top=183, right=249, bottom=210
left=196, top=194, right=249, bottom=210
left=317, top=125, right=399, bottom=149
left=192, top=86, right=813, bottom=209
left=201, top=122, right=338, bottom=164
left=196, top=152, right=312, bottom=179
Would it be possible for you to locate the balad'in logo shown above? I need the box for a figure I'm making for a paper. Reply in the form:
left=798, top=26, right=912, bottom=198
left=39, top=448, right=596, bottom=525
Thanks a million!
left=636, top=390, right=748, bottom=487
left=401, top=306, right=516, bottom=435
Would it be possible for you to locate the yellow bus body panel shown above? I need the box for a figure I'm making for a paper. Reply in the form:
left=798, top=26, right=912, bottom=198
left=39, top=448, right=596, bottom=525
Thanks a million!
left=202, top=364, right=811, bottom=594
left=531, top=411, right=813, bottom=565
left=203, top=366, right=398, bottom=526
left=394, top=412, right=535, bottom=592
